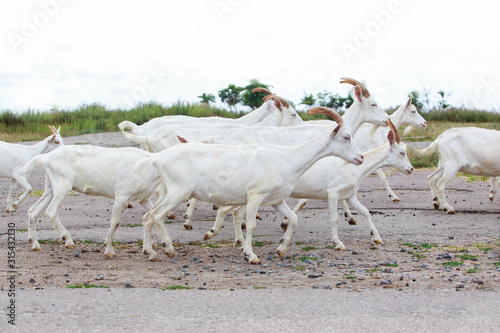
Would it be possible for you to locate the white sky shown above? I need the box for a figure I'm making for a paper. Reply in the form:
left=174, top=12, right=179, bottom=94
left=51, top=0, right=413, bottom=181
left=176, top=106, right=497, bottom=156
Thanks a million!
left=1, top=0, right=500, bottom=113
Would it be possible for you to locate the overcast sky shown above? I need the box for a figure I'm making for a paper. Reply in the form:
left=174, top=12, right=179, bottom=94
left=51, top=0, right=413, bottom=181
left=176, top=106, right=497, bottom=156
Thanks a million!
left=1, top=0, right=499, bottom=113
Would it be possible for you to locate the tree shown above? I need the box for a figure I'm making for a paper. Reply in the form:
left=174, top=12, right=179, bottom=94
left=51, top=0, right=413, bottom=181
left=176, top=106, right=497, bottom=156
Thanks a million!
left=241, top=79, right=273, bottom=110
left=408, top=90, right=424, bottom=112
left=300, top=93, right=316, bottom=106
left=198, top=93, right=215, bottom=105
left=218, top=84, right=244, bottom=111
left=316, top=90, right=352, bottom=110
left=437, top=90, right=451, bottom=110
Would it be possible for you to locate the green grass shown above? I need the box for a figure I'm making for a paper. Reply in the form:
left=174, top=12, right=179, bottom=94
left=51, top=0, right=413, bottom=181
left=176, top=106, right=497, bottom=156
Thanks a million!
left=301, top=246, right=316, bottom=251
left=253, top=241, right=264, bottom=247
left=385, top=263, right=399, bottom=267
left=457, top=254, right=477, bottom=261
left=164, top=286, right=193, bottom=290
left=298, top=256, right=318, bottom=262
left=366, top=268, right=382, bottom=273
left=441, top=261, right=463, bottom=267
left=0, top=102, right=243, bottom=142
left=123, top=224, right=142, bottom=228
left=252, top=286, right=267, bottom=289
left=2, top=103, right=499, bottom=144
left=413, top=254, right=426, bottom=260
left=38, top=238, right=62, bottom=244
left=466, top=268, right=480, bottom=274
left=204, top=243, right=218, bottom=248
left=493, top=262, right=500, bottom=267
left=420, top=243, right=438, bottom=249
left=343, top=275, right=356, bottom=279
left=67, top=284, right=108, bottom=289
left=401, top=242, right=418, bottom=247
left=474, top=243, right=493, bottom=252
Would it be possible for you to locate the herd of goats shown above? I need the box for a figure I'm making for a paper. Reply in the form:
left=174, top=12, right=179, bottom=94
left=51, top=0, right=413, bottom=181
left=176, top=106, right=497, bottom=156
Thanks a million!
left=2, top=77, right=499, bottom=263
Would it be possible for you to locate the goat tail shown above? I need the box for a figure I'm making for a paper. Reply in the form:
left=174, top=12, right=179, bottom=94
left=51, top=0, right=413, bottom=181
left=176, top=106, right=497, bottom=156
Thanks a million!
left=15, top=155, right=42, bottom=180
left=121, top=131, right=144, bottom=143
left=416, top=140, right=438, bottom=156
left=118, top=120, right=138, bottom=132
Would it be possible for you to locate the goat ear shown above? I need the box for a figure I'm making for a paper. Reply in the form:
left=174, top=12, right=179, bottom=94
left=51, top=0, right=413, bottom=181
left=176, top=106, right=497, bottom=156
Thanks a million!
left=177, top=135, right=188, bottom=143
left=332, top=124, right=342, bottom=137
left=405, top=97, right=412, bottom=109
left=387, top=130, right=395, bottom=146
left=353, top=85, right=363, bottom=102
left=274, top=98, right=283, bottom=112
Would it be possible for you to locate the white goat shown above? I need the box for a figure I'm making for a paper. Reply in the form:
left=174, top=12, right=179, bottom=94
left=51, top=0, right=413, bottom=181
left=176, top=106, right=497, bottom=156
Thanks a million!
left=418, top=127, right=500, bottom=214
left=182, top=78, right=390, bottom=229
left=0, top=125, right=62, bottom=212
left=279, top=120, right=413, bottom=249
left=118, top=89, right=303, bottom=136
left=141, top=108, right=364, bottom=264
left=17, top=145, right=160, bottom=257
left=352, top=98, right=426, bottom=202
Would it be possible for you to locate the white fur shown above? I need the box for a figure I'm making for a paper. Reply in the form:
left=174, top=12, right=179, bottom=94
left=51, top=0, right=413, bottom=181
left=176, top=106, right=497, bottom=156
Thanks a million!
left=418, top=127, right=500, bottom=214
left=141, top=122, right=364, bottom=263
left=118, top=99, right=303, bottom=136
left=17, top=145, right=159, bottom=257
left=0, top=126, right=62, bottom=212
left=183, top=84, right=390, bottom=229
left=353, top=98, right=426, bottom=202
left=287, top=131, right=413, bottom=249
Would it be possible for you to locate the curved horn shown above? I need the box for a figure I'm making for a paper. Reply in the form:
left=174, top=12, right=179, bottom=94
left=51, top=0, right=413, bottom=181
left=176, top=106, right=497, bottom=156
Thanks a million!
left=252, top=87, right=273, bottom=96
left=308, top=106, right=344, bottom=125
left=48, top=125, right=57, bottom=135
left=339, top=77, right=370, bottom=98
left=263, top=95, right=290, bottom=108
left=386, top=119, right=402, bottom=143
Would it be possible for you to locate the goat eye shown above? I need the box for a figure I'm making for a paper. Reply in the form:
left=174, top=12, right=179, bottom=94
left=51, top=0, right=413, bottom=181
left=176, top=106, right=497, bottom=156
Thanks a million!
left=344, top=135, right=350, bottom=141
left=371, top=103, right=377, bottom=107
left=400, top=151, right=405, bottom=156
left=412, top=111, right=416, bottom=113
left=292, top=114, right=296, bottom=117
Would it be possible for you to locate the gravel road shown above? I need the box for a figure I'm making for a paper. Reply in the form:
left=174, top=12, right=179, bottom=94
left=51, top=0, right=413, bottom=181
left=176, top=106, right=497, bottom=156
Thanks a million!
left=0, top=132, right=498, bottom=332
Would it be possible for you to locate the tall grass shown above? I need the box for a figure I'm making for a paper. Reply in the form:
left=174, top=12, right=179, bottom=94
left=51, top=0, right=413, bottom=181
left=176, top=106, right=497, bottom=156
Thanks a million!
left=0, top=102, right=241, bottom=142
left=1, top=102, right=499, bottom=143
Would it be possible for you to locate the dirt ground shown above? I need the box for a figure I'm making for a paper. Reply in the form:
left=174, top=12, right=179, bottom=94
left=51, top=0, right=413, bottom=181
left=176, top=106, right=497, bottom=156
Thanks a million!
left=0, top=132, right=499, bottom=293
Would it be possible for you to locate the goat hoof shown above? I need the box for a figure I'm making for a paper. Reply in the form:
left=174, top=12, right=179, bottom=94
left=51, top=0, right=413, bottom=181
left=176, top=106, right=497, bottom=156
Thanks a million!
left=433, top=203, right=440, bottom=210
left=277, top=250, right=286, bottom=258
left=65, top=244, right=74, bottom=249
left=13, top=203, right=19, bottom=209
left=392, top=198, right=400, bottom=202
left=6, top=209, right=14, bottom=213
left=446, top=210, right=456, bottom=215
left=373, top=239, right=382, bottom=244
left=33, top=247, right=41, bottom=252
left=149, top=257, right=160, bottom=262
left=249, top=258, right=261, bottom=264
left=152, top=244, right=157, bottom=250
left=348, top=218, right=357, bottom=225
left=204, top=233, right=212, bottom=241
left=167, top=212, right=176, bottom=219
left=256, top=214, right=262, bottom=220
left=165, top=251, right=175, bottom=258
left=184, top=224, right=193, bottom=230
left=241, top=223, right=246, bottom=230
left=280, top=222, right=288, bottom=232
left=104, top=252, right=115, bottom=258
left=489, top=196, right=494, bottom=202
